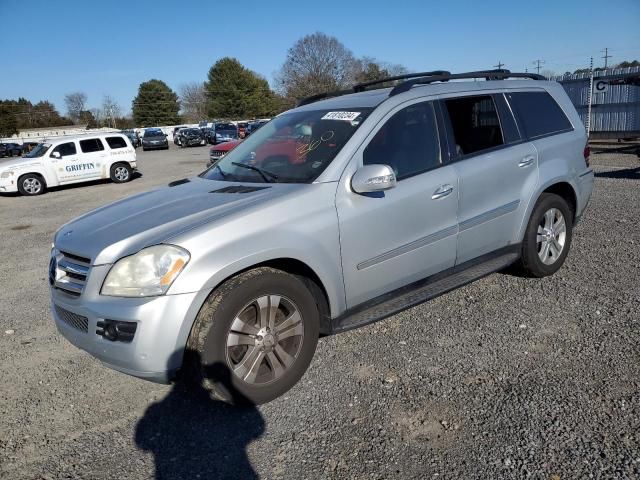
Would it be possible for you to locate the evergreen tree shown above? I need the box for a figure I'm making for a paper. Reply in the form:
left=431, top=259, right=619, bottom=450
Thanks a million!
left=132, top=80, right=181, bottom=126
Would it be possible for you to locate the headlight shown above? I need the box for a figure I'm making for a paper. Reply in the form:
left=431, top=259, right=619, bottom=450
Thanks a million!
left=0, top=170, right=14, bottom=178
left=101, top=245, right=190, bottom=297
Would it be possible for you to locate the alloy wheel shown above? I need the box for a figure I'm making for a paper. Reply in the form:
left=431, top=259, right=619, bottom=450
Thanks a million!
left=23, top=177, right=42, bottom=194
left=537, top=208, right=566, bottom=265
left=225, top=295, right=304, bottom=385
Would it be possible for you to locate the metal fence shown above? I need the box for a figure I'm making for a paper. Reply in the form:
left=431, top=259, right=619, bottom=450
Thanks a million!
left=555, top=67, right=640, bottom=139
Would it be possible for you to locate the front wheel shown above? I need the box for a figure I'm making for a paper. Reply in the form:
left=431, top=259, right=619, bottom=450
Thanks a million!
left=183, top=267, right=320, bottom=405
left=518, top=193, right=573, bottom=277
left=18, top=174, right=46, bottom=196
left=110, top=163, right=132, bottom=183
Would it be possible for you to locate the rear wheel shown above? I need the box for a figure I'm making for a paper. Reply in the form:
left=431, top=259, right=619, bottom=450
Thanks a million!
left=18, top=174, right=45, bottom=196
left=518, top=193, right=573, bottom=277
left=183, top=267, right=320, bottom=405
left=110, top=163, right=132, bottom=183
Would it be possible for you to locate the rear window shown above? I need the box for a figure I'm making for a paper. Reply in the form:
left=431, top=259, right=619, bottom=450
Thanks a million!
left=215, top=123, right=236, bottom=131
left=106, top=136, right=128, bottom=149
left=79, top=138, right=105, bottom=153
left=507, top=91, right=573, bottom=139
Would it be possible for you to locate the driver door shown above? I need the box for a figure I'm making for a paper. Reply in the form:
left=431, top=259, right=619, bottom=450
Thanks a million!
left=50, top=141, right=80, bottom=183
left=336, top=99, right=459, bottom=308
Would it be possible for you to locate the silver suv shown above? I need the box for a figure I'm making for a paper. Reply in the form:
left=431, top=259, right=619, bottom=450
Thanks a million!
left=49, top=70, right=594, bottom=404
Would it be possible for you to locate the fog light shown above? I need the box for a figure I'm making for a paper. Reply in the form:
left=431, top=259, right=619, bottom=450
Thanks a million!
left=96, top=320, right=137, bottom=343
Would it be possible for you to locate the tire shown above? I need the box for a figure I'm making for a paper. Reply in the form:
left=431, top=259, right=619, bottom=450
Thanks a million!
left=110, top=163, right=132, bottom=183
left=518, top=193, right=573, bottom=277
left=17, top=173, right=46, bottom=196
left=142, top=147, right=147, bottom=151
left=183, top=267, right=320, bottom=405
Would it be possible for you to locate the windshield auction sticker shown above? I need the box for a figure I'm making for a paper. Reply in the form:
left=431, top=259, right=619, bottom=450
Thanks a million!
left=321, top=111, right=361, bottom=122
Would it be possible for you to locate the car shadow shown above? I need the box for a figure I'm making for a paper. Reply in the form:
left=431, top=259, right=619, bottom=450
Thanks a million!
left=594, top=166, right=640, bottom=179
left=135, top=351, right=264, bottom=480
left=0, top=172, right=143, bottom=198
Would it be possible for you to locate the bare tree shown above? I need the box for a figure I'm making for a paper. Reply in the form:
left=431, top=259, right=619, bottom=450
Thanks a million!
left=354, top=56, right=409, bottom=84
left=179, top=82, right=207, bottom=122
left=64, top=92, right=87, bottom=124
left=276, top=32, right=358, bottom=101
left=102, top=95, right=121, bottom=128
left=540, top=69, right=557, bottom=80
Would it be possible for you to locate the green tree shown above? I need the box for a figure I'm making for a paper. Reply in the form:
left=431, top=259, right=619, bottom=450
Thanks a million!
left=205, top=57, right=277, bottom=119
left=132, top=79, right=181, bottom=126
left=0, top=102, right=18, bottom=138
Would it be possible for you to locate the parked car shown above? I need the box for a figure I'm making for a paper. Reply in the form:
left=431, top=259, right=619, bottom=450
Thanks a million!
left=0, top=143, right=23, bottom=157
left=211, top=122, right=238, bottom=144
left=49, top=70, right=593, bottom=405
left=245, top=120, right=268, bottom=138
left=121, top=130, right=140, bottom=148
left=208, top=139, right=241, bottom=165
left=20, top=142, right=40, bottom=154
left=180, top=128, right=205, bottom=147
left=0, top=133, right=136, bottom=195
left=173, top=126, right=187, bottom=145
left=200, top=127, right=214, bottom=144
left=141, top=129, right=169, bottom=151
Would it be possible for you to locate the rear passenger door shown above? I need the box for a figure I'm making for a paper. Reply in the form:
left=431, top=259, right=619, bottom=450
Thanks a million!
left=441, top=94, right=538, bottom=264
left=75, top=138, right=108, bottom=181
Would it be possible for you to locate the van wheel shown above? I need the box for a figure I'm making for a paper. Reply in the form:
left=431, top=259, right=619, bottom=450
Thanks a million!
left=18, top=174, right=46, bottom=196
left=183, top=267, right=320, bottom=405
left=110, top=163, right=132, bottom=183
left=518, top=193, right=573, bottom=277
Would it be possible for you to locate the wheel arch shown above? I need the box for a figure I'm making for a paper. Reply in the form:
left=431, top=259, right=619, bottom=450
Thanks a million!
left=17, top=171, right=48, bottom=189
left=516, top=178, right=579, bottom=242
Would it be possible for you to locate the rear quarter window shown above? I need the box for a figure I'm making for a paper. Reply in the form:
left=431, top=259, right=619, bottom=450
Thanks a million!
left=507, top=91, right=573, bottom=139
left=79, top=138, right=105, bottom=153
left=106, top=136, right=128, bottom=149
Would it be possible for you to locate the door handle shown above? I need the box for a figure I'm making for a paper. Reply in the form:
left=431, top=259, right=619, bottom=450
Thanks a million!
left=518, top=156, right=535, bottom=168
left=432, top=184, right=454, bottom=200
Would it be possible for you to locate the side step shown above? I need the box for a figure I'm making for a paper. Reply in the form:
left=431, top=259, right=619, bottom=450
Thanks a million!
left=332, top=247, right=520, bottom=333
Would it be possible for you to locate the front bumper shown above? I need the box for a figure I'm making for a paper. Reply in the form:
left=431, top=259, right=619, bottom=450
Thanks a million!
left=50, top=281, right=208, bottom=383
left=142, top=142, right=168, bottom=150
left=0, top=175, right=18, bottom=193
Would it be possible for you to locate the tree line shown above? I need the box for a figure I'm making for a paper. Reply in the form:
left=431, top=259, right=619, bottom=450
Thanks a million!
left=2, top=31, right=639, bottom=136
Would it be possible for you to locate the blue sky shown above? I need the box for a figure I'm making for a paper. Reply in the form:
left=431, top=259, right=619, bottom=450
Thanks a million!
left=2, top=0, right=639, bottom=115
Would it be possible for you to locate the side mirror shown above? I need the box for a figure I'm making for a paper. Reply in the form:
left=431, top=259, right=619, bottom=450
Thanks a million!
left=351, top=164, right=397, bottom=194
left=51, top=151, right=61, bottom=159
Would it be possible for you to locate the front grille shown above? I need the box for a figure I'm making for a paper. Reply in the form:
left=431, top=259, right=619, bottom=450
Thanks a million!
left=210, top=150, right=224, bottom=158
left=52, top=251, right=91, bottom=297
left=55, top=305, right=88, bottom=333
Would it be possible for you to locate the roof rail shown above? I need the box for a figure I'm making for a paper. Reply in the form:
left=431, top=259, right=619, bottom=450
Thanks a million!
left=352, top=70, right=451, bottom=92
left=296, top=69, right=546, bottom=107
left=389, top=69, right=546, bottom=96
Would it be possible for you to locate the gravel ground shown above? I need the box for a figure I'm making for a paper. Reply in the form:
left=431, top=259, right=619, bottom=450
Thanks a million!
left=0, top=146, right=638, bottom=479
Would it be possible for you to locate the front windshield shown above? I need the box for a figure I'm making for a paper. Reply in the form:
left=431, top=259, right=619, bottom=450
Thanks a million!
left=185, top=128, right=200, bottom=135
left=201, top=108, right=372, bottom=184
left=24, top=143, right=51, bottom=158
left=144, top=130, right=164, bottom=138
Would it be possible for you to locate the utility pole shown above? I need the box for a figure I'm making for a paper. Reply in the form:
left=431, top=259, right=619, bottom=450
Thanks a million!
left=532, top=59, right=545, bottom=74
left=494, top=61, right=504, bottom=69
left=601, top=47, right=612, bottom=69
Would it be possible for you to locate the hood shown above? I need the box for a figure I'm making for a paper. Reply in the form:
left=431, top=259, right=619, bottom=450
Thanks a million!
left=211, top=140, right=241, bottom=152
left=54, top=177, right=295, bottom=265
left=0, top=156, right=41, bottom=171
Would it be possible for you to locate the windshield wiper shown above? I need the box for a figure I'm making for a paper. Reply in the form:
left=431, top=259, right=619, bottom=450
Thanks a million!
left=232, top=162, right=278, bottom=183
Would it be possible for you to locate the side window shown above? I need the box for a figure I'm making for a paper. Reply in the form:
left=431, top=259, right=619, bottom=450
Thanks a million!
left=50, top=142, right=77, bottom=157
left=444, top=95, right=504, bottom=156
left=105, top=136, right=128, bottom=149
left=508, top=91, right=573, bottom=139
left=79, top=138, right=105, bottom=153
left=363, top=101, right=440, bottom=180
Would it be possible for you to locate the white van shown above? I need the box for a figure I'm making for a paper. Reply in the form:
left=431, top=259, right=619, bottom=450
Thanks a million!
left=0, top=133, right=137, bottom=196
